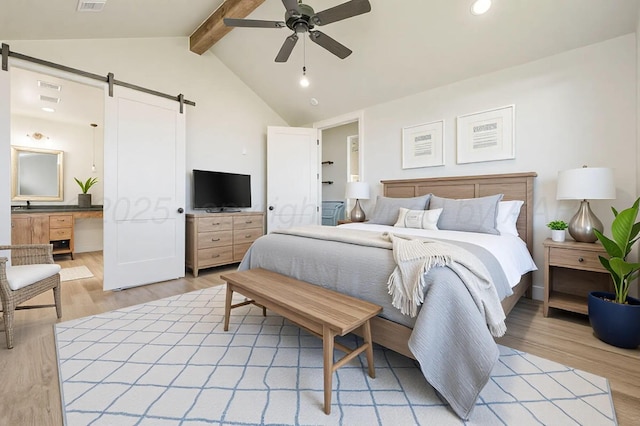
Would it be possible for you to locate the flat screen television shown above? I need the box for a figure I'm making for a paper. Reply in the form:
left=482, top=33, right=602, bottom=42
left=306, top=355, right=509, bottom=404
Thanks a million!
left=192, top=169, right=251, bottom=212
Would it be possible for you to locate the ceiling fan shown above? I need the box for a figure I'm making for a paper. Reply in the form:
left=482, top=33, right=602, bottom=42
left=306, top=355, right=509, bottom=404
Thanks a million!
left=223, top=0, right=371, bottom=62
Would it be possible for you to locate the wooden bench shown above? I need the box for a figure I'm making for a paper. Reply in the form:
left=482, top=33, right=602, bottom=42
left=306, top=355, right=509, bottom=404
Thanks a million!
left=220, top=268, right=382, bottom=415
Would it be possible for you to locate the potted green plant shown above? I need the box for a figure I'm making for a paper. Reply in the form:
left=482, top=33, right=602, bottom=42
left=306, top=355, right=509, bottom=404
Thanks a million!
left=75, top=177, right=98, bottom=208
left=547, top=220, right=568, bottom=242
left=589, top=197, right=640, bottom=349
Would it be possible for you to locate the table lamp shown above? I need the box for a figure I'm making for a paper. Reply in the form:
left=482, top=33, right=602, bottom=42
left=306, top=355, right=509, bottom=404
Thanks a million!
left=556, top=166, right=615, bottom=243
left=345, top=182, right=370, bottom=222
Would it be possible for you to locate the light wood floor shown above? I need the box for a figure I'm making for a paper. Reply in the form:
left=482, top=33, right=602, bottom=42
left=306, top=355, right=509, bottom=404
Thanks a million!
left=1, top=252, right=639, bottom=425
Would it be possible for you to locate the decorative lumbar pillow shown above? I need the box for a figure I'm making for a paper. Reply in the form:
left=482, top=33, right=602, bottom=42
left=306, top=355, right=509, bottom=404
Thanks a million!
left=496, top=200, right=524, bottom=237
left=368, top=194, right=431, bottom=226
left=394, top=207, right=442, bottom=230
left=429, top=194, right=503, bottom=234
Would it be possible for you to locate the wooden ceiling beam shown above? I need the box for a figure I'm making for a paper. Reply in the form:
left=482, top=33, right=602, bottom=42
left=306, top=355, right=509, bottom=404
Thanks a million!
left=189, top=0, right=265, bottom=55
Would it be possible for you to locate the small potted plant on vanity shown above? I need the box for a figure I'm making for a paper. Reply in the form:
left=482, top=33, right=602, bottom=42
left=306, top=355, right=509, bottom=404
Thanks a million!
left=589, top=197, right=640, bottom=349
left=75, top=177, right=98, bottom=208
left=547, top=220, right=568, bottom=242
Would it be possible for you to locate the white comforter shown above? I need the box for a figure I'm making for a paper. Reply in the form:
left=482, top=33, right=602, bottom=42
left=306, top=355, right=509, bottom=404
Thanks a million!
left=339, top=222, right=538, bottom=287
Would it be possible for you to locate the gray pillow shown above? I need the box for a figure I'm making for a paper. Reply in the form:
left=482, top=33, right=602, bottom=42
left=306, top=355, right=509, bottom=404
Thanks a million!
left=429, top=194, right=503, bottom=234
left=368, top=194, right=431, bottom=225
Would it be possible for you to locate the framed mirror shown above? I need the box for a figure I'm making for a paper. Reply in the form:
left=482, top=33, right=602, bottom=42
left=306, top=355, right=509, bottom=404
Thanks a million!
left=11, top=146, right=64, bottom=201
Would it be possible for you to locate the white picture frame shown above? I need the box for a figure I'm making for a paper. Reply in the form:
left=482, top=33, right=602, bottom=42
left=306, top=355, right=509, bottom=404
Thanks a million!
left=456, top=105, right=515, bottom=164
left=401, top=120, right=444, bottom=169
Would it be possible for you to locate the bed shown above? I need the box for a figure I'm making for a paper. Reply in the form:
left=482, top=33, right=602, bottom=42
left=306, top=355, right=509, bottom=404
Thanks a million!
left=238, top=172, right=537, bottom=418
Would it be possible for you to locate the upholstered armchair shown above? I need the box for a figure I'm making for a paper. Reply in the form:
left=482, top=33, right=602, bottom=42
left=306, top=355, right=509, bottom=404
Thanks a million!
left=0, top=244, right=62, bottom=349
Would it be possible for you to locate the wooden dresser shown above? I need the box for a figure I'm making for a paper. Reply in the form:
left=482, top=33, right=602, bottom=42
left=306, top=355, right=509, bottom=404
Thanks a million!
left=185, top=212, right=265, bottom=277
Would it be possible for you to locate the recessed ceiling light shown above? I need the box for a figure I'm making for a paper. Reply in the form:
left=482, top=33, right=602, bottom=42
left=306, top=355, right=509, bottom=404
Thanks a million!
left=38, top=80, right=61, bottom=91
left=41, top=107, right=55, bottom=113
left=40, top=95, right=60, bottom=104
left=470, top=0, right=492, bottom=15
left=77, top=0, right=106, bottom=12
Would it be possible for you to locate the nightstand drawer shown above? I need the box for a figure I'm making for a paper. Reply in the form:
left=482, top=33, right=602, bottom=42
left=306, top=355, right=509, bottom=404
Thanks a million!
left=549, top=247, right=607, bottom=272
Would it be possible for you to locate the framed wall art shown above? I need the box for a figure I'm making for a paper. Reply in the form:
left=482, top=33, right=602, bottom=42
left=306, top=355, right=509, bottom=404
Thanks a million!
left=401, top=120, right=444, bottom=169
left=456, top=105, right=515, bottom=164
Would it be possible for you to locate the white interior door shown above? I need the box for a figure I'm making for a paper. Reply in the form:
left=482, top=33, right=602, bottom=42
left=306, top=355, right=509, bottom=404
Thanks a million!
left=103, top=86, right=186, bottom=290
left=267, top=126, right=319, bottom=233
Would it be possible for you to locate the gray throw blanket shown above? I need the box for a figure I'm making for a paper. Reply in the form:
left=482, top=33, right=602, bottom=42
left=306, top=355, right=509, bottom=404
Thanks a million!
left=240, top=226, right=509, bottom=419
left=384, top=232, right=506, bottom=337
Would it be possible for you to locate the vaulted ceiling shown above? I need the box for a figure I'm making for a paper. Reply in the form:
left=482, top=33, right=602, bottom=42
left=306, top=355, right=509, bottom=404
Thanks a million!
left=2, top=0, right=638, bottom=126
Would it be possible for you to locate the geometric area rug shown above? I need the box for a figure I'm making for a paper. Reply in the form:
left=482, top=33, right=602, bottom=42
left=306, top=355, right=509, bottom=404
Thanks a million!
left=54, top=285, right=617, bottom=425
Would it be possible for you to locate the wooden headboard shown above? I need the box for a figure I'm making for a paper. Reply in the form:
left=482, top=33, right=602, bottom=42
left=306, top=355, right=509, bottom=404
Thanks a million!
left=381, top=172, right=537, bottom=253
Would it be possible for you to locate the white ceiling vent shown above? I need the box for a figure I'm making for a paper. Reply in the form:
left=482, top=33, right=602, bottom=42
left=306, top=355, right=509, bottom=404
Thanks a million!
left=77, top=0, right=106, bottom=12
left=38, top=80, right=61, bottom=91
left=40, top=95, right=61, bottom=104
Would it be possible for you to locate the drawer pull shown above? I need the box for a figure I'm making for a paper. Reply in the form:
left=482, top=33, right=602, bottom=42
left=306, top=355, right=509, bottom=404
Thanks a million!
left=578, top=257, right=584, bottom=263
left=212, top=254, right=220, bottom=258
left=245, top=234, right=252, bottom=238
left=245, top=220, right=253, bottom=224
left=212, top=238, right=221, bottom=242
left=211, top=222, right=220, bottom=226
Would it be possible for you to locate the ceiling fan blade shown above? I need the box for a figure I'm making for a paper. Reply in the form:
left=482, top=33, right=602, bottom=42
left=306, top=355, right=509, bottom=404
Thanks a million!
left=275, top=34, right=299, bottom=62
left=281, top=0, right=300, bottom=16
left=311, top=0, right=371, bottom=26
left=223, top=18, right=286, bottom=28
left=308, top=31, right=352, bottom=59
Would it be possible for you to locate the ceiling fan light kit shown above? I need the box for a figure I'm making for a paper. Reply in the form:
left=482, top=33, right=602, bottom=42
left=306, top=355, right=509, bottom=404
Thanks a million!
left=471, top=0, right=492, bottom=16
left=223, top=0, right=372, bottom=63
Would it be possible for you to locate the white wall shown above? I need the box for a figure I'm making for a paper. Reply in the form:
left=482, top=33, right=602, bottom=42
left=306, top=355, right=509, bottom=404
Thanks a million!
left=3, top=37, right=288, bottom=214
left=354, top=35, right=637, bottom=297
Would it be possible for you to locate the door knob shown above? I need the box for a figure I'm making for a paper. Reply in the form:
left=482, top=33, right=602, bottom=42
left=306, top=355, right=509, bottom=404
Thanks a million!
left=268, top=206, right=274, bottom=211
left=177, top=208, right=184, bottom=213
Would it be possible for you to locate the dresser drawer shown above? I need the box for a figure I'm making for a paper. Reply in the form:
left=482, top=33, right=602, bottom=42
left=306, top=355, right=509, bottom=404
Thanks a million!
left=198, top=231, right=233, bottom=249
left=50, top=227, right=72, bottom=240
left=198, top=216, right=233, bottom=232
left=549, top=247, right=607, bottom=272
left=197, top=247, right=233, bottom=267
left=233, top=228, right=262, bottom=245
left=233, top=215, right=264, bottom=231
left=50, top=215, right=73, bottom=228
left=233, top=242, right=253, bottom=261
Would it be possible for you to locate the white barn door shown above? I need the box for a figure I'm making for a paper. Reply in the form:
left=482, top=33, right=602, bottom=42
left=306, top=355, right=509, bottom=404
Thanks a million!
left=267, top=126, right=319, bottom=233
left=103, top=87, right=186, bottom=290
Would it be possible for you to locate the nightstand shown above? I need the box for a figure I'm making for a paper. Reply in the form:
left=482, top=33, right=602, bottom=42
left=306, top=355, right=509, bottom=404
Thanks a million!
left=337, top=219, right=368, bottom=225
left=543, top=238, right=613, bottom=317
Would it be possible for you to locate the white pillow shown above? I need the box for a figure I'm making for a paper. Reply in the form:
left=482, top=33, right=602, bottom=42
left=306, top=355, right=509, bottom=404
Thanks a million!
left=394, top=208, right=442, bottom=230
left=496, top=200, right=524, bottom=237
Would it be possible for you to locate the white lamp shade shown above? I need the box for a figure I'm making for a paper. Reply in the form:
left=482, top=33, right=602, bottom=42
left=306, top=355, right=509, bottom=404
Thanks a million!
left=556, top=167, right=615, bottom=200
left=345, top=182, right=370, bottom=200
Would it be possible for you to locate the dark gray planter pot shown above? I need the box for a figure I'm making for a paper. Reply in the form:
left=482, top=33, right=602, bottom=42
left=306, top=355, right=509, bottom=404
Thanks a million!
left=588, top=291, right=640, bottom=349
left=78, top=193, right=92, bottom=208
